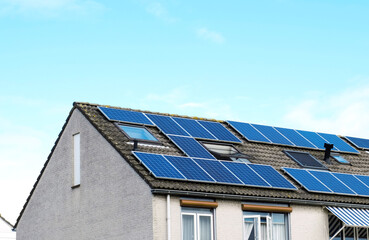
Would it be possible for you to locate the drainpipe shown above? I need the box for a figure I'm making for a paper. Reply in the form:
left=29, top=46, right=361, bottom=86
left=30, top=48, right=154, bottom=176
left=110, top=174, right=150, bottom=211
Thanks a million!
left=167, top=194, right=171, bottom=240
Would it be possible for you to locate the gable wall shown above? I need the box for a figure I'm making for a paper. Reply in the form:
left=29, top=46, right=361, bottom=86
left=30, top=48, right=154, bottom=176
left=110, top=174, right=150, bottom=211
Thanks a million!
left=16, top=109, right=153, bottom=240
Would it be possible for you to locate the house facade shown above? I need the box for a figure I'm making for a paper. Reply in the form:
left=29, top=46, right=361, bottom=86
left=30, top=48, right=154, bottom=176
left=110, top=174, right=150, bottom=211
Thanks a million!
left=14, top=102, right=369, bottom=240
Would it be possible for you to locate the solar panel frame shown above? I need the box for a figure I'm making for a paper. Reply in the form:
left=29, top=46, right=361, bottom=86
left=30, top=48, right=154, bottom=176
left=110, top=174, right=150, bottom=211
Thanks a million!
left=251, top=124, right=295, bottom=146
left=282, top=168, right=332, bottom=193
left=193, top=158, right=244, bottom=185
left=163, top=155, right=215, bottom=182
left=308, top=170, right=356, bottom=196
left=227, top=121, right=271, bottom=143
left=345, top=136, right=369, bottom=150
left=248, top=164, right=297, bottom=190
left=317, top=132, right=359, bottom=154
left=98, top=106, right=154, bottom=126
left=146, top=114, right=190, bottom=136
left=167, top=135, right=216, bottom=160
left=172, top=117, right=217, bottom=140
left=220, top=161, right=271, bottom=188
left=132, top=152, right=186, bottom=180
left=198, top=120, right=242, bottom=143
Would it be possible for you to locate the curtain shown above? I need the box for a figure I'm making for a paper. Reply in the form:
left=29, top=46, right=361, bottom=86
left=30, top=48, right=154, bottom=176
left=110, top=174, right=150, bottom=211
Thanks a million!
left=199, top=215, right=212, bottom=240
left=244, top=220, right=255, bottom=240
left=272, top=223, right=286, bottom=240
left=183, top=215, right=195, bottom=240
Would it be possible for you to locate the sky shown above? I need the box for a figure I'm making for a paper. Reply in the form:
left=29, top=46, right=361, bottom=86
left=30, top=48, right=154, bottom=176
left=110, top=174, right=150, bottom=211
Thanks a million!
left=1, top=0, right=369, bottom=225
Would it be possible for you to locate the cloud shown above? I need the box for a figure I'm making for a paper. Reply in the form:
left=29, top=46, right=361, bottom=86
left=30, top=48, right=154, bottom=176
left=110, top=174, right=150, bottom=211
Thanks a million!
left=145, top=2, right=176, bottom=23
left=0, top=0, right=104, bottom=17
left=282, top=84, right=369, bottom=138
left=197, top=27, right=225, bottom=44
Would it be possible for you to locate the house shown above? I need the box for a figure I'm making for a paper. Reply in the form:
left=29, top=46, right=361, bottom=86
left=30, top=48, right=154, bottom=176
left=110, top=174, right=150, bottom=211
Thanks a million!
left=0, top=214, right=16, bottom=239
left=13, top=102, right=369, bottom=240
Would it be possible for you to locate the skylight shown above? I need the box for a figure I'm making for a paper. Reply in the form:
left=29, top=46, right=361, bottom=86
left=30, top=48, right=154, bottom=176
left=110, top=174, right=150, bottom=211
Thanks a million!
left=119, top=125, right=158, bottom=142
left=283, top=150, right=328, bottom=170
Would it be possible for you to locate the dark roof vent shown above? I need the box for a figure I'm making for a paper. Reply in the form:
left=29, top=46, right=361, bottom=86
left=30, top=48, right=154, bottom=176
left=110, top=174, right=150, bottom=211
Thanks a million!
left=324, top=143, right=334, bottom=164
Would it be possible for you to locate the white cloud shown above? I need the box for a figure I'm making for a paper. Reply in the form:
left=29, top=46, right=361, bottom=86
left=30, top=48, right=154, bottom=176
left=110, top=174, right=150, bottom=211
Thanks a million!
left=0, top=0, right=104, bottom=17
left=283, top=84, right=369, bottom=138
left=197, top=27, right=225, bottom=44
left=146, top=2, right=176, bottom=23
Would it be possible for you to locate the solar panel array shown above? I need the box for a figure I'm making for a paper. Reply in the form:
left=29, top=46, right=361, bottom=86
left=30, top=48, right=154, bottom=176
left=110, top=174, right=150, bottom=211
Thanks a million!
left=345, top=136, right=369, bottom=150
left=227, top=121, right=359, bottom=154
left=134, top=151, right=297, bottom=190
left=283, top=167, right=369, bottom=197
left=98, top=106, right=154, bottom=125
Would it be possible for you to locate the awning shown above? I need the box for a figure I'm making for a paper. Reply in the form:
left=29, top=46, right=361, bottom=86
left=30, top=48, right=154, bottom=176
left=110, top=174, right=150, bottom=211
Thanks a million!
left=327, top=206, right=369, bottom=227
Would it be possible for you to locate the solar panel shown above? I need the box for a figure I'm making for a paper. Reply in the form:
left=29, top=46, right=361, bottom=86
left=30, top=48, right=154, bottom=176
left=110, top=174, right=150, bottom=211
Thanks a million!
left=317, top=133, right=359, bottom=154
left=251, top=124, right=294, bottom=146
left=345, top=136, right=369, bottom=150
left=221, top=161, right=270, bottom=187
left=283, top=150, right=327, bottom=170
left=133, top=152, right=185, bottom=179
left=297, top=130, right=336, bottom=150
left=308, top=170, right=355, bottom=195
left=146, top=114, right=189, bottom=136
left=164, top=155, right=215, bottom=182
left=248, top=164, right=297, bottom=190
left=193, top=158, right=243, bottom=184
left=198, top=120, right=242, bottom=143
left=354, top=175, right=369, bottom=188
left=172, top=117, right=216, bottom=140
left=283, top=168, right=332, bottom=193
left=98, top=106, right=153, bottom=125
left=227, top=121, right=271, bottom=143
left=333, top=172, right=369, bottom=196
left=274, top=127, right=317, bottom=149
left=168, top=135, right=216, bottom=159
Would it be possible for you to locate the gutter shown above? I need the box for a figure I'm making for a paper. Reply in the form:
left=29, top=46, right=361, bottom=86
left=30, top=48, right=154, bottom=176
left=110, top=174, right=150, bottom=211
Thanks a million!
left=152, top=189, right=369, bottom=209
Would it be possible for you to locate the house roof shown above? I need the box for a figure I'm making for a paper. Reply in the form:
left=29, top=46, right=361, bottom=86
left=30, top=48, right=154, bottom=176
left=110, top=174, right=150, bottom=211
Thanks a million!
left=14, top=102, right=369, bottom=229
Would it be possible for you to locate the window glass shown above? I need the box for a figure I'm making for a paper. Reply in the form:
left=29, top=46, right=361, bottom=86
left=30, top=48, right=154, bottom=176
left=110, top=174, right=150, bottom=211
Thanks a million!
left=119, top=125, right=158, bottom=142
left=199, top=215, right=212, bottom=240
left=331, top=154, right=350, bottom=164
left=182, top=214, right=195, bottom=240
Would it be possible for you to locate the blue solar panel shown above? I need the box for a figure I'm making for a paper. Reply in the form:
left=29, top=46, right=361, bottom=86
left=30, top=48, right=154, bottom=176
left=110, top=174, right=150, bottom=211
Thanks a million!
left=198, top=120, right=241, bottom=143
left=283, top=168, right=332, bottom=193
left=345, top=136, right=369, bottom=150
left=168, top=135, right=216, bottom=159
left=133, top=152, right=185, bottom=179
left=221, top=161, right=270, bottom=187
left=354, top=175, right=369, bottom=188
left=251, top=124, right=294, bottom=146
left=164, top=155, right=215, bottom=182
left=146, top=114, right=189, bottom=136
left=98, top=106, right=153, bottom=125
left=308, top=170, right=355, bottom=195
left=172, top=117, right=216, bottom=140
left=333, top=172, right=369, bottom=196
left=193, top=158, right=243, bottom=184
left=248, top=165, right=297, bottom=190
left=317, top=133, right=358, bottom=153
left=297, top=130, right=333, bottom=150
left=227, top=121, right=271, bottom=143
left=274, top=127, right=317, bottom=149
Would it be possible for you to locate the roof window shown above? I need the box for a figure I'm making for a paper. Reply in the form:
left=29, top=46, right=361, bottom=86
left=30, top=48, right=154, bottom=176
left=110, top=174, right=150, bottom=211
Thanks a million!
left=119, top=124, right=158, bottom=142
left=202, top=142, right=251, bottom=163
left=331, top=154, right=350, bottom=165
left=283, top=150, right=328, bottom=170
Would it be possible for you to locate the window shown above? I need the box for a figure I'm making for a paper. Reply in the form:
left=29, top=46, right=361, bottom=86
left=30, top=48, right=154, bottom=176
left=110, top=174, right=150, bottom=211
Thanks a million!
left=182, top=208, right=214, bottom=240
left=243, top=211, right=289, bottom=240
left=283, top=150, right=328, bottom=170
left=118, top=124, right=158, bottom=142
left=73, top=133, right=80, bottom=186
left=202, top=142, right=251, bottom=163
left=331, top=154, right=350, bottom=164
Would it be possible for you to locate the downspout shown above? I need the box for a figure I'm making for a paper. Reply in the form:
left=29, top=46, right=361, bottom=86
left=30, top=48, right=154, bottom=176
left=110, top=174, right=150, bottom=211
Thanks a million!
left=167, top=194, right=171, bottom=240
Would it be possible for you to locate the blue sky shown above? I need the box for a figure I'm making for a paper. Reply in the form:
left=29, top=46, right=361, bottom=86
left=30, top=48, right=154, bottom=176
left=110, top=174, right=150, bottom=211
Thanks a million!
left=1, top=0, right=369, bottom=224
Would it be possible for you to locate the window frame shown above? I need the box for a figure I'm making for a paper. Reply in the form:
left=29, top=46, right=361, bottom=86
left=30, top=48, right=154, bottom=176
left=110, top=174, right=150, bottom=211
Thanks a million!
left=181, top=208, right=214, bottom=240
left=116, top=123, right=160, bottom=144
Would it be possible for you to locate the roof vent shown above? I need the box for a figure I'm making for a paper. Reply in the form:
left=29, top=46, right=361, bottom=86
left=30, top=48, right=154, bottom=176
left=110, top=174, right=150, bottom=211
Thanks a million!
left=324, top=143, right=334, bottom=163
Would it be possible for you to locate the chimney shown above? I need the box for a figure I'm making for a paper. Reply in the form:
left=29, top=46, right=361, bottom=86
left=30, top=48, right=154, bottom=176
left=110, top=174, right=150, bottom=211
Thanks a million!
left=324, top=143, right=334, bottom=163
